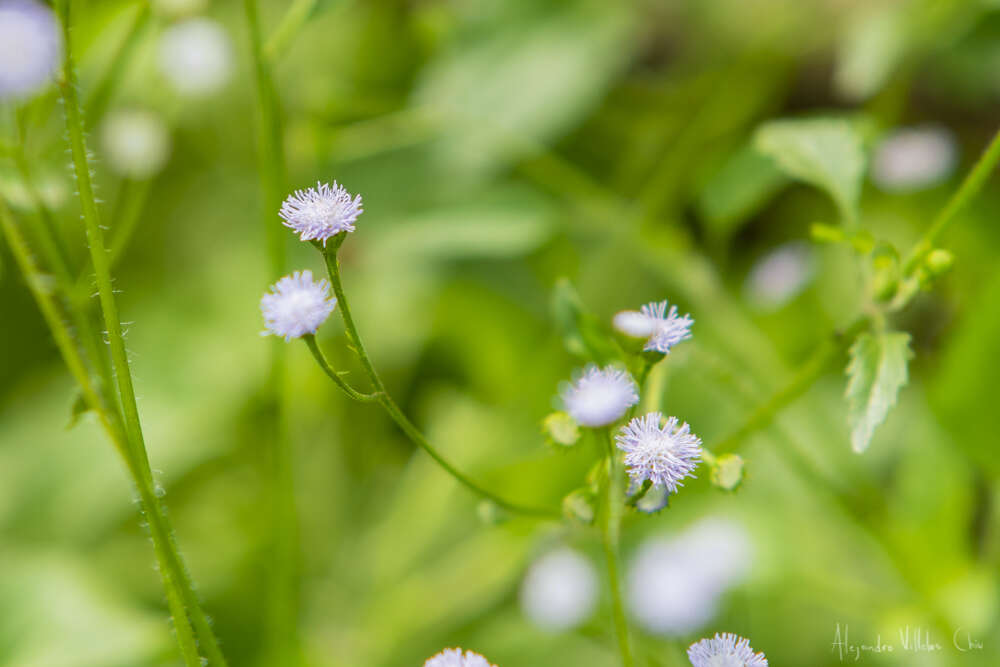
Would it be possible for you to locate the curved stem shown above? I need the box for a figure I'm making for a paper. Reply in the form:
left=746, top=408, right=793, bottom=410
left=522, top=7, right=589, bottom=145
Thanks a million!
left=319, top=241, right=559, bottom=518
left=712, top=315, right=870, bottom=453
left=601, top=428, right=633, bottom=667
left=54, top=4, right=227, bottom=665
left=903, top=125, right=1000, bottom=276
left=303, top=336, right=381, bottom=402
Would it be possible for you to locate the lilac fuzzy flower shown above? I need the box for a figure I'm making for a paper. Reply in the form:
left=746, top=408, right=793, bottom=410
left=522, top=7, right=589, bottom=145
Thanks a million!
left=260, top=270, right=336, bottom=340
left=280, top=181, right=363, bottom=245
left=613, top=300, right=693, bottom=354
left=688, top=633, right=767, bottom=666
left=424, top=648, right=497, bottom=667
left=561, top=365, right=639, bottom=428
left=615, top=412, right=701, bottom=492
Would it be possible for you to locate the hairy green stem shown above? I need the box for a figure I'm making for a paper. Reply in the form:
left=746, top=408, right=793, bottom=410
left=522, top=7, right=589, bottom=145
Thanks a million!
left=903, top=125, right=1000, bottom=276
left=54, top=3, right=227, bottom=664
left=600, top=429, right=634, bottom=667
left=319, top=241, right=559, bottom=518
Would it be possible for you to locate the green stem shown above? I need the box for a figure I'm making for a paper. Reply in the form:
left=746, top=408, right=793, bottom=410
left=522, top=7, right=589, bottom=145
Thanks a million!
left=85, top=1, right=151, bottom=125
left=264, top=0, right=319, bottom=61
left=713, top=315, right=871, bottom=453
left=319, top=241, right=559, bottom=518
left=54, top=4, right=227, bottom=665
left=903, top=125, right=1000, bottom=276
left=303, top=335, right=381, bottom=402
left=601, top=429, right=633, bottom=667
left=244, top=1, right=299, bottom=662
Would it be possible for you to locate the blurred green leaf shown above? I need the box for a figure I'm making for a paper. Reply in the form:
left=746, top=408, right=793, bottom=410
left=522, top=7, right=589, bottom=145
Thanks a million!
left=834, top=4, right=907, bottom=101
left=696, top=143, right=787, bottom=240
left=845, top=331, right=912, bottom=452
left=755, top=117, right=866, bottom=224
left=550, top=278, right=620, bottom=363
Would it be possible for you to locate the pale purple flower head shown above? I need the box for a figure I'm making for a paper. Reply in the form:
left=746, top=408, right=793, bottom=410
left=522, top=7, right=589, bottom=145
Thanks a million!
left=280, top=181, right=363, bottom=245
left=688, top=633, right=767, bottom=667
left=520, top=547, right=598, bottom=632
left=424, top=648, right=497, bottom=667
left=613, top=300, right=693, bottom=354
left=561, top=365, right=639, bottom=428
left=260, top=270, right=336, bottom=340
left=616, top=412, right=701, bottom=492
left=0, top=0, right=61, bottom=100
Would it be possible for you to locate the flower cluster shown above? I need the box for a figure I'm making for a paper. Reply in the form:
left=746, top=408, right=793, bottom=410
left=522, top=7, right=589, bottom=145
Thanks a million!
left=279, top=181, right=363, bottom=245
left=614, top=300, right=693, bottom=354
left=561, top=365, right=639, bottom=427
left=615, top=411, right=701, bottom=492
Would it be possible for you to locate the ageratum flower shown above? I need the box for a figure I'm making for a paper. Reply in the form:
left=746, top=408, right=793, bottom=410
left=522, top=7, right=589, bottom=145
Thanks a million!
left=0, top=0, right=61, bottom=100
left=872, top=125, right=956, bottom=193
left=615, top=412, right=700, bottom=492
left=101, top=109, right=171, bottom=179
left=279, top=181, right=363, bottom=245
left=613, top=300, right=693, bottom=354
left=520, top=547, right=598, bottom=632
left=688, top=633, right=768, bottom=667
left=561, top=365, right=639, bottom=428
left=260, top=270, right=336, bottom=341
left=424, top=648, right=497, bottom=667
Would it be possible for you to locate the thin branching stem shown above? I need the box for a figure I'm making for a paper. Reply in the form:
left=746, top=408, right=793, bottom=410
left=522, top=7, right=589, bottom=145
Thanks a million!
left=317, top=239, right=560, bottom=518
left=600, top=428, right=634, bottom=667
left=54, top=3, right=227, bottom=664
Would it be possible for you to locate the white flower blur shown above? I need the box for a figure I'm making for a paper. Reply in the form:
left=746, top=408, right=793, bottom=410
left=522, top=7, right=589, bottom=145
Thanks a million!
left=561, top=365, right=638, bottom=428
left=260, top=270, right=336, bottom=341
left=520, top=547, right=598, bottom=632
left=100, top=109, right=171, bottom=179
left=613, top=300, right=693, bottom=354
left=743, top=242, right=814, bottom=311
left=424, top=648, right=497, bottom=667
left=158, top=18, right=233, bottom=96
left=615, top=412, right=701, bottom=492
left=627, top=517, right=752, bottom=636
left=688, top=633, right=767, bottom=667
left=0, top=0, right=61, bottom=100
left=279, top=181, right=363, bottom=245
left=872, top=126, right=956, bottom=192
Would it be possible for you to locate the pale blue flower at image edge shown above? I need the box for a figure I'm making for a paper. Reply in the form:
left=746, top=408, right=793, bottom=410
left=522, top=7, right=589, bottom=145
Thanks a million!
left=280, top=180, right=363, bottom=245
left=0, top=0, right=61, bottom=100
left=688, top=632, right=768, bottom=666
left=424, top=648, right=497, bottom=667
left=260, top=270, right=337, bottom=340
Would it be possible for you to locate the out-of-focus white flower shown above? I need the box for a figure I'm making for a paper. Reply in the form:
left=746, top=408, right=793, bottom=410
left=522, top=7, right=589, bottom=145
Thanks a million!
left=561, top=365, right=639, bottom=428
left=687, top=632, right=768, bottom=667
left=260, top=270, right=336, bottom=341
left=616, top=412, right=701, bottom=492
left=520, top=547, right=598, bottom=632
left=279, top=181, right=363, bottom=245
left=424, top=648, right=497, bottom=667
left=743, top=242, right=814, bottom=311
left=627, top=518, right=752, bottom=636
left=158, top=18, right=232, bottom=96
left=100, top=109, right=171, bottom=179
left=0, top=0, right=61, bottom=100
left=613, top=300, right=693, bottom=354
left=153, top=0, right=207, bottom=19
left=872, top=126, right=956, bottom=192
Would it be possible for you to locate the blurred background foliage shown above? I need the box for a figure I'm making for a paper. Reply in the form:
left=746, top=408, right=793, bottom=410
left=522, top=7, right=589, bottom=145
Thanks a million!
left=2, top=0, right=1000, bottom=665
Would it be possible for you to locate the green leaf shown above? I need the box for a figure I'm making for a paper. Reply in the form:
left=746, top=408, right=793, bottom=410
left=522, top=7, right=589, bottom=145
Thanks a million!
left=696, top=143, right=787, bottom=240
left=754, top=117, right=866, bottom=224
left=845, top=331, right=913, bottom=452
left=550, top=278, right=621, bottom=363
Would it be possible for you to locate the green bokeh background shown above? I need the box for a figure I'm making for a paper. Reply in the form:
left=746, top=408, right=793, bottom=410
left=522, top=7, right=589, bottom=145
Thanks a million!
left=3, top=0, right=1000, bottom=665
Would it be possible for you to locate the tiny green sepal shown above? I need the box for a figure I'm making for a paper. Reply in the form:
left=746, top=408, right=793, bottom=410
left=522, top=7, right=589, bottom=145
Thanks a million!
left=542, top=411, right=581, bottom=448
left=562, top=488, right=598, bottom=525
left=710, top=453, right=745, bottom=491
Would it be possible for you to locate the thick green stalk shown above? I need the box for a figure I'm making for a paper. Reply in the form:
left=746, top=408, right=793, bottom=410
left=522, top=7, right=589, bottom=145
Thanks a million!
left=319, top=243, right=559, bottom=518
left=244, top=0, right=299, bottom=663
left=54, top=3, right=227, bottom=665
left=903, top=125, right=1000, bottom=276
left=601, top=429, right=633, bottom=667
